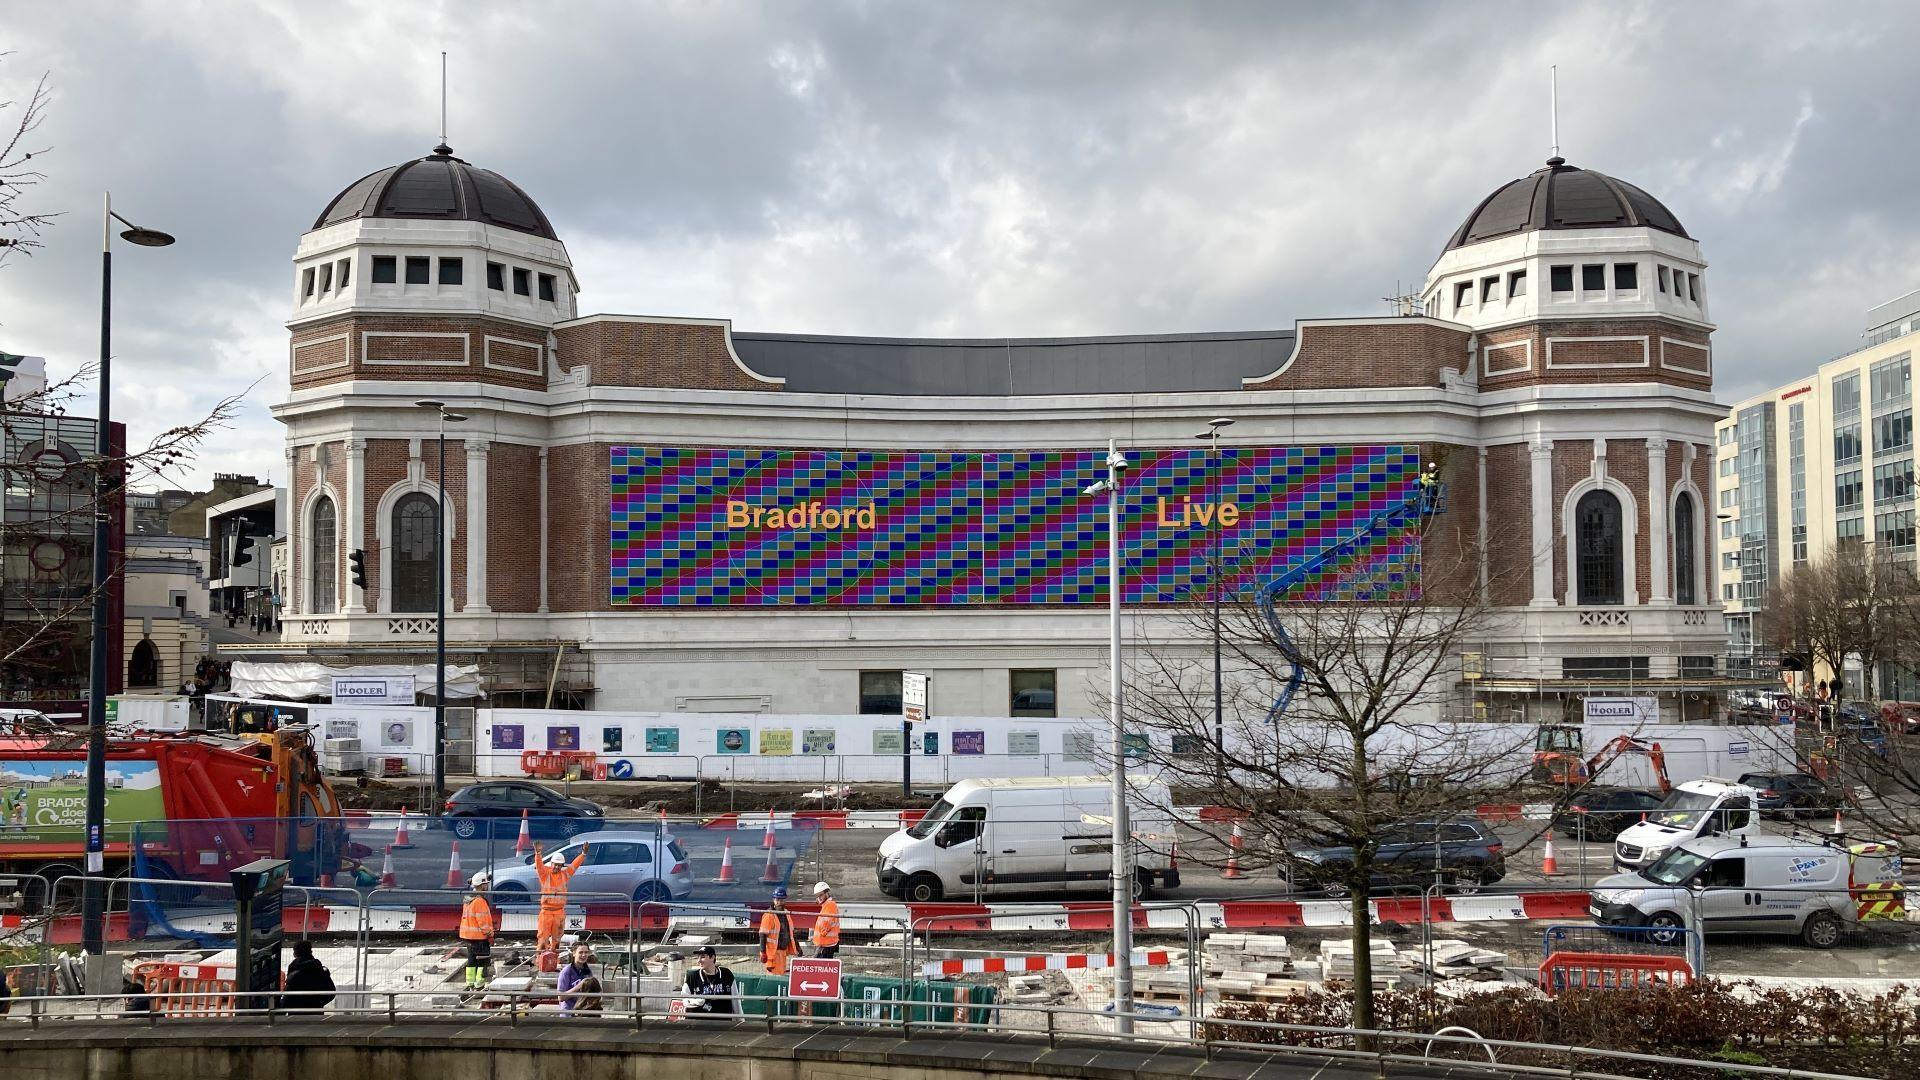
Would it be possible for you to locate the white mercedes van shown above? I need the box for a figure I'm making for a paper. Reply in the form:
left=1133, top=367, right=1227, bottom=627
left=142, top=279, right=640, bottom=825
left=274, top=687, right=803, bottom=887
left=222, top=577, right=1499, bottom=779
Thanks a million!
left=876, top=776, right=1176, bottom=903
left=1611, top=779, right=1763, bottom=872
left=1591, top=835, right=1903, bottom=948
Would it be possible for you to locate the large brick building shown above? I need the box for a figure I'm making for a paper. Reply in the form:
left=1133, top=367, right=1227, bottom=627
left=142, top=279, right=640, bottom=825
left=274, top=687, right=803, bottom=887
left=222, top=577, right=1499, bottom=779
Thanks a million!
left=262, top=145, right=1732, bottom=722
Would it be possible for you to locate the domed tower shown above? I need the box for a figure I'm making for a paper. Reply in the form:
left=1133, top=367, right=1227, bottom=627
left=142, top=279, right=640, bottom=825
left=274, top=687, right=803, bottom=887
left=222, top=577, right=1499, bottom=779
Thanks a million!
left=1435, top=158, right=1718, bottom=632
left=1423, top=157, right=1711, bottom=390
left=281, top=145, right=576, bottom=623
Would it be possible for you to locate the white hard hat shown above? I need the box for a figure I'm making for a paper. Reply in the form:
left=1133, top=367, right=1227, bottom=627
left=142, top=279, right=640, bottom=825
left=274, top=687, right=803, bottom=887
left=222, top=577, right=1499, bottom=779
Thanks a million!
left=812, top=880, right=831, bottom=895
left=470, top=871, right=491, bottom=889
left=547, top=850, right=568, bottom=867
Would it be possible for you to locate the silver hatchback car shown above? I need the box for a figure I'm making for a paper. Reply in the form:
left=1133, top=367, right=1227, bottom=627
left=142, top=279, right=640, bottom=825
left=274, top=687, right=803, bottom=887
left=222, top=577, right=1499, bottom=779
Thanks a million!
left=486, top=830, right=695, bottom=904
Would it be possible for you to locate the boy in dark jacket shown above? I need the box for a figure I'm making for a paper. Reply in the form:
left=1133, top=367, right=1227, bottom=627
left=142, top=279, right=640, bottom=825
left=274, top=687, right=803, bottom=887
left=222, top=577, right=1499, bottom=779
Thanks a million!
left=279, top=940, right=335, bottom=1011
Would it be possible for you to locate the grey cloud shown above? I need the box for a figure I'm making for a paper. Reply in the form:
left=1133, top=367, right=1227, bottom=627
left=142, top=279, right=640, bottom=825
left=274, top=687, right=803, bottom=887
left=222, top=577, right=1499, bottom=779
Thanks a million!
left=3, top=1, right=1918, bottom=490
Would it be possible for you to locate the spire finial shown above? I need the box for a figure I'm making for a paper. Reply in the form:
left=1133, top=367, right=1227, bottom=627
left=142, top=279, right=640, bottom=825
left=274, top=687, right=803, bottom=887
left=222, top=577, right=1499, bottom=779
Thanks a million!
left=1548, top=64, right=1562, bottom=166
left=438, top=51, right=449, bottom=154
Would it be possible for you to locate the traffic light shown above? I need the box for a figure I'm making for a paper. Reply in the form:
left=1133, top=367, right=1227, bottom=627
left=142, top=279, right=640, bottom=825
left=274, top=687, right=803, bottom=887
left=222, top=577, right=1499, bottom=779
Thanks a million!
left=348, top=548, right=368, bottom=590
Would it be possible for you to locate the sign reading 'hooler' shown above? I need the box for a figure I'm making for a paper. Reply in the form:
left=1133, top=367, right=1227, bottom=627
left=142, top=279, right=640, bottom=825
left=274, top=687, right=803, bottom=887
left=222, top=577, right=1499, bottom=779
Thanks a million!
left=609, top=446, right=1420, bottom=606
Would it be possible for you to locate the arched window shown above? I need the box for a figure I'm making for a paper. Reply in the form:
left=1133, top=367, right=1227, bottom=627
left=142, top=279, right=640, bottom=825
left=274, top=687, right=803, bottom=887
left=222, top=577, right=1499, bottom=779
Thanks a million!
left=1575, top=490, right=1624, bottom=606
left=127, top=639, right=158, bottom=687
left=1673, top=491, right=1698, bottom=605
left=310, top=495, right=336, bottom=613
left=391, top=492, right=440, bottom=613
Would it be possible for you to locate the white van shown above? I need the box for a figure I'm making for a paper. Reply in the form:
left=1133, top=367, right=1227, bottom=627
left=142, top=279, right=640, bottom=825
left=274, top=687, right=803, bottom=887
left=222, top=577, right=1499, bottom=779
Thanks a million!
left=1591, top=835, right=1904, bottom=947
left=1612, top=778, right=1763, bottom=872
left=877, top=776, right=1176, bottom=903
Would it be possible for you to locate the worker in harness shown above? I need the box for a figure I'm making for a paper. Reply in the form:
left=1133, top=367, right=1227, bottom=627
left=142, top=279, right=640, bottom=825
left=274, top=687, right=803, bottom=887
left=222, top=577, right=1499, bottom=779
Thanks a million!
left=459, top=871, right=496, bottom=991
left=533, top=841, right=590, bottom=964
left=759, top=886, right=798, bottom=975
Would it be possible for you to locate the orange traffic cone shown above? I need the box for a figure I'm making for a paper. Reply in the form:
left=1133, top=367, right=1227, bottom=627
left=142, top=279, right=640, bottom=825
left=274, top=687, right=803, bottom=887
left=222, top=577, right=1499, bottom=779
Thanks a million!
left=1166, top=835, right=1182, bottom=888
left=760, top=841, right=782, bottom=884
left=379, top=844, right=397, bottom=887
left=762, top=809, right=777, bottom=850
left=1221, top=821, right=1245, bottom=880
left=1541, top=836, right=1563, bottom=876
left=392, top=807, right=415, bottom=850
left=714, top=836, right=737, bottom=885
left=445, top=840, right=464, bottom=888
left=514, top=809, right=533, bottom=856
left=1833, top=809, right=1844, bottom=835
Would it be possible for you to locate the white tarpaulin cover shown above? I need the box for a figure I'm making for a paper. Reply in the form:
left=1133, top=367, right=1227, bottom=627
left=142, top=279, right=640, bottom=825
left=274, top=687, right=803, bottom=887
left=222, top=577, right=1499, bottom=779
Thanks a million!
left=229, top=660, right=483, bottom=701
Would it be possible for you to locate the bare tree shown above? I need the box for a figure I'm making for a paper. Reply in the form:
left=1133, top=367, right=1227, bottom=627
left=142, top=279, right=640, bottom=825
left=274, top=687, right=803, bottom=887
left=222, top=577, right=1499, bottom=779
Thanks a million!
left=1759, top=547, right=1899, bottom=699
left=1114, top=493, right=1549, bottom=1032
left=0, top=56, right=57, bottom=267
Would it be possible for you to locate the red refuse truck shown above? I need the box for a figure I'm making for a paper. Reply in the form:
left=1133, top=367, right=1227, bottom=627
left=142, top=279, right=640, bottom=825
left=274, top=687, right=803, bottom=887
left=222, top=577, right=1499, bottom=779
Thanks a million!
left=0, top=725, right=348, bottom=892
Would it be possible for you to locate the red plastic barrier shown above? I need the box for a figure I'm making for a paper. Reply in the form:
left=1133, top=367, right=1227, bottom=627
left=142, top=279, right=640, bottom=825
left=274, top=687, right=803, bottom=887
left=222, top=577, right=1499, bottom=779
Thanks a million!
left=1539, top=951, right=1692, bottom=996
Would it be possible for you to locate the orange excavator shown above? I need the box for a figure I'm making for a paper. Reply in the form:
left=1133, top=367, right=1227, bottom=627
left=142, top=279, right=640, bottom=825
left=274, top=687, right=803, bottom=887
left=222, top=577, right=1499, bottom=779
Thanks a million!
left=1533, top=726, right=1671, bottom=793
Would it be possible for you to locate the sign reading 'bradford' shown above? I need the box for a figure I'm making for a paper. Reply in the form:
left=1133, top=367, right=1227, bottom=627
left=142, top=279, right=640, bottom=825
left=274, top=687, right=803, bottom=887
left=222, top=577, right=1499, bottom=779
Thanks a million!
left=609, top=445, right=1420, bottom=606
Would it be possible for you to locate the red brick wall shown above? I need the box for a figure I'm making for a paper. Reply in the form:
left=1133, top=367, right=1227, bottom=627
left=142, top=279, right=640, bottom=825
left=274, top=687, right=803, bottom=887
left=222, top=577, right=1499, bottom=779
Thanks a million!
left=1607, top=439, right=1651, bottom=603
left=1479, top=317, right=1711, bottom=392
left=289, top=314, right=548, bottom=392
left=1483, top=443, right=1533, bottom=607
left=546, top=443, right=611, bottom=610
left=486, top=442, right=543, bottom=612
left=552, top=320, right=776, bottom=391
left=1243, top=320, right=1470, bottom=391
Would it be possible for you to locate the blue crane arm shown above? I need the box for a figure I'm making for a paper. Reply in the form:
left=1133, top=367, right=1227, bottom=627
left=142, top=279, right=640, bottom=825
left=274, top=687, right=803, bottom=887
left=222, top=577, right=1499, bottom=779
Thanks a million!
left=1257, top=471, right=1445, bottom=722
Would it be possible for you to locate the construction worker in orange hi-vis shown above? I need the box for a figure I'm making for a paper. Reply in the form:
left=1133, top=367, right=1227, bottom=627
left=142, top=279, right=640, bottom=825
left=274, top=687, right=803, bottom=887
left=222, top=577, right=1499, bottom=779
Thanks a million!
left=534, top=841, right=589, bottom=960
left=809, top=881, right=841, bottom=959
left=759, top=887, right=798, bottom=975
left=459, top=872, right=496, bottom=991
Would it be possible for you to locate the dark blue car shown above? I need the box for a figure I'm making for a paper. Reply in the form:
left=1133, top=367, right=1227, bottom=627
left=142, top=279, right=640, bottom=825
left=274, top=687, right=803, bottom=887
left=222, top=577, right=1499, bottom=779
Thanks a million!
left=443, top=781, right=604, bottom=839
left=1286, top=819, right=1506, bottom=897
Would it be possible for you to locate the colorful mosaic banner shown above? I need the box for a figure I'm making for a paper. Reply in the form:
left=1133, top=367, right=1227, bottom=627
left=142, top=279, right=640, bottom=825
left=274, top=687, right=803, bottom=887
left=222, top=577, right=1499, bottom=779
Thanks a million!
left=609, top=446, right=1420, bottom=606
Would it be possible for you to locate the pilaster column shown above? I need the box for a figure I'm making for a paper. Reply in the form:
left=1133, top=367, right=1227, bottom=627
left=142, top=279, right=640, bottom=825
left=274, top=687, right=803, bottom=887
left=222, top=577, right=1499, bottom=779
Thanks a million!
left=465, top=440, right=490, bottom=613
left=1529, top=439, right=1556, bottom=606
left=345, top=438, right=367, bottom=613
left=1647, top=437, right=1671, bottom=605
left=286, top=445, right=299, bottom=614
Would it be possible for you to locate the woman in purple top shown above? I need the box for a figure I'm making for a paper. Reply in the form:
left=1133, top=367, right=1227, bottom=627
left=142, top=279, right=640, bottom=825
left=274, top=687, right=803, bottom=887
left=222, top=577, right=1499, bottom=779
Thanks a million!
left=556, top=943, right=595, bottom=1012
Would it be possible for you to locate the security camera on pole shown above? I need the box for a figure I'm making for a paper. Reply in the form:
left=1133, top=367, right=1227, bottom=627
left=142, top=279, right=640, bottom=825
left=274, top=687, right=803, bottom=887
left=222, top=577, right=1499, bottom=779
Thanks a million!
left=1081, top=439, right=1134, bottom=1035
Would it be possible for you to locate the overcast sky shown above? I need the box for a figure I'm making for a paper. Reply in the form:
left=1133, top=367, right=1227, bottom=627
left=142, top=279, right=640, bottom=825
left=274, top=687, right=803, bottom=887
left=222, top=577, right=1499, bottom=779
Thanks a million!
left=2, top=2, right=1912, bottom=491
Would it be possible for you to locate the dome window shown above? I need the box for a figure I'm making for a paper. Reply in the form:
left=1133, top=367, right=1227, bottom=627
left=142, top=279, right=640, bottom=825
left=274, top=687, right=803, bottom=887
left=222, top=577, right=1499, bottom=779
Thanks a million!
left=317, top=263, right=333, bottom=294
left=301, top=267, right=316, bottom=299
left=1507, top=269, right=1526, bottom=297
left=1549, top=265, right=1573, bottom=293
left=372, top=256, right=398, bottom=284
left=337, top=258, right=351, bottom=288
left=1580, top=264, right=1605, bottom=292
left=1453, top=281, right=1472, bottom=313
left=1658, top=267, right=1669, bottom=293
left=1613, top=263, right=1638, bottom=293
left=512, top=267, right=531, bottom=296
left=538, top=273, right=557, bottom=302
left=487, top=262, right=505, bottom=291
left=438, top=257, right=463, bottom=285
left=1479, top=276, right=1498, bottom=304
left=405, top=256, right=431, bottom=285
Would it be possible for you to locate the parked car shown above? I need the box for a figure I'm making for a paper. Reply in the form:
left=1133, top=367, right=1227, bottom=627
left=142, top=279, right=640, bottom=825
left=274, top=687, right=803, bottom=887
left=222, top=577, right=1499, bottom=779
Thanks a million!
left=443, top=781, right=605, bottom=839
left=487, top=830, right=693, bottom=904
left=1836, top=700, right=1879, bottom=726
left=1285, top=819, right=1505, bottom=897
left=1553, top=788, right=1665, bottom=841
left=1735, top=771, right=1833, bottom=819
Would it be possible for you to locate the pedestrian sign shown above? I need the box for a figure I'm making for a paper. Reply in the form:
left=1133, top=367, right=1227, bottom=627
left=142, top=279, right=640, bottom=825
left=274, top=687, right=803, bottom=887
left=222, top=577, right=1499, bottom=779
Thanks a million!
left=788, top=957, right=842, bottom=1001
left=903, top=672, right=929, bottom=722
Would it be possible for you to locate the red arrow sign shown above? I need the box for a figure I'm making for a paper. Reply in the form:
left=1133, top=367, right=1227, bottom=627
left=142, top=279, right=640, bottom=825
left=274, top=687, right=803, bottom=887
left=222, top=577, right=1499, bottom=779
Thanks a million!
left=787, top=957, right=842, bottom=1000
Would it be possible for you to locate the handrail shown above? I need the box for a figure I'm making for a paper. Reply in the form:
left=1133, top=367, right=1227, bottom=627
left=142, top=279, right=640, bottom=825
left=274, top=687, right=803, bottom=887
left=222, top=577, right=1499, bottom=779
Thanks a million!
left=4, top=988, right=1883, bottom=1080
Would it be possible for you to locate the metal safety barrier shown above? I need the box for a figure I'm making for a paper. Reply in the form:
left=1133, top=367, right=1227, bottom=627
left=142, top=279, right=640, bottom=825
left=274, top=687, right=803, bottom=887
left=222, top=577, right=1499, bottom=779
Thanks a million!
left=0, top=988, right=1885, bottom=1080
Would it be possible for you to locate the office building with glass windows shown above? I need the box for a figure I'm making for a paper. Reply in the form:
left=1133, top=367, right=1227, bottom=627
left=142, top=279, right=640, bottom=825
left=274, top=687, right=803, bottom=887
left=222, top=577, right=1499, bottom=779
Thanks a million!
left=1716, top=292, right=1920, bottom=695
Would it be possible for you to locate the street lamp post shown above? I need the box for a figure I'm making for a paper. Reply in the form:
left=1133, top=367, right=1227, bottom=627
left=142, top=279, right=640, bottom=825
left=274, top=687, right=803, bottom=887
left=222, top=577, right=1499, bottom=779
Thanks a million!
left=83, top=194, right=174, bottom=957
left=1194, top=417, right=1234, bottom=774
left=1082, top=439, right=1133, bottom=1033
left=415, top=400, right=467, bottom=815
